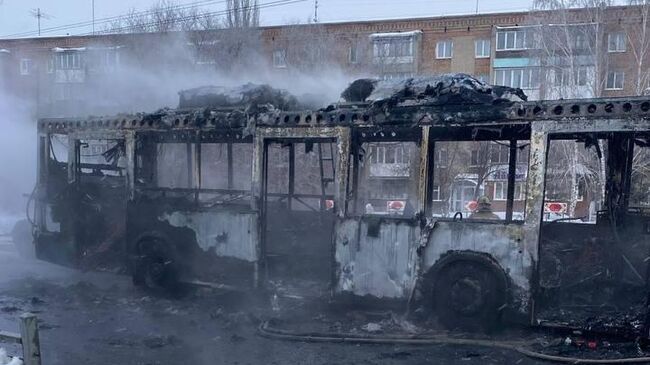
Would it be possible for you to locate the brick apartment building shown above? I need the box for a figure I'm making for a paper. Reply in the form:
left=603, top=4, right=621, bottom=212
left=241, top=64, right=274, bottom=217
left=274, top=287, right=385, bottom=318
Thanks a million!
left=1, top=5, right=648, bottom=117
left=0, top=5, right=645, bottom=219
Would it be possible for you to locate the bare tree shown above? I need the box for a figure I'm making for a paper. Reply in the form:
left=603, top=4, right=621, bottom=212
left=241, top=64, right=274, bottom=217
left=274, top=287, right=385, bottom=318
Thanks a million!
left=226, top=0, right=259, bottom=29
left=530, top=0, right=613, bottom=99
left=106, top=1, right=218, bottom=34
left=624, top=0, right=650, bottom=95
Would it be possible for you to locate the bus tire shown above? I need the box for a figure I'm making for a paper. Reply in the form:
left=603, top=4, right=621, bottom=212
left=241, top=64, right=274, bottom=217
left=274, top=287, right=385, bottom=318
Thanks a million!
left=433, top=261, right=506, bottom=332
left=132, top=239, right=182, bottom=296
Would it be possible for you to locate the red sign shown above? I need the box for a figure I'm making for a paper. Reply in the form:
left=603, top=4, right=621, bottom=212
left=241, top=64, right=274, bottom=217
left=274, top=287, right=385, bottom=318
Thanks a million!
left=325, top=199, right=335, bottom=210
left=466, top=200, right=478, bottom=211
left=387, top=200, right=405, bottom=213
left=544, top=202, right=567, bottom=213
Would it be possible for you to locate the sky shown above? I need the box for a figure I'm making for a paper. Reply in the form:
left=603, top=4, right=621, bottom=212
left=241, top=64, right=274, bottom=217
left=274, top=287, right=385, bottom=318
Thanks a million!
left=0, top=0, right=536, bottom=39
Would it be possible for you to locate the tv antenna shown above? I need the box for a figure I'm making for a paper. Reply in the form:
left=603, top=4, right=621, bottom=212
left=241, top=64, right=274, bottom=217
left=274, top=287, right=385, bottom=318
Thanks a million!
left=29, top=8, right=53, bottom=36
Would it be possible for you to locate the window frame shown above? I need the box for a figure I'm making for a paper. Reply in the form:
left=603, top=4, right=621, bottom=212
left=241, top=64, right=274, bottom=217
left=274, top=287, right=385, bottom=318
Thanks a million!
left=272, top=49, right=287, bottom=68
left=493, top=181, right=507, bottom=201
left=496, top=29, right=534, bottom=51
left=608, top=32, right=626, bottom=53
left=436, top=40, right=453, bottom=59
left=475, top=39, right=491, bottom=58
left=19, top=58, right=32, bottom=75
left=494, top=67, right=539, bottom=89
left=348, top=43, right=359, bottom=64
left=605, top=70, right=625, bottom=90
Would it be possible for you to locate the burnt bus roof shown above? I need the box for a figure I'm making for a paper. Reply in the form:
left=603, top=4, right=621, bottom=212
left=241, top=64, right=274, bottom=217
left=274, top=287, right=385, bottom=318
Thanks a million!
left=37, top=96, right=650, bottom=134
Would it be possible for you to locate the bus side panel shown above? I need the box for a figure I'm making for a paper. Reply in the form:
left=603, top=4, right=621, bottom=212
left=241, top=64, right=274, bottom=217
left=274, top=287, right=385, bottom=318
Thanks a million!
left=127, top=201, right=258, bottom=286
left=334, top=218, right=418, bottom=299
left=423, top=221, right=532, bottom=314
left=159, top=210, right=258, bottom=262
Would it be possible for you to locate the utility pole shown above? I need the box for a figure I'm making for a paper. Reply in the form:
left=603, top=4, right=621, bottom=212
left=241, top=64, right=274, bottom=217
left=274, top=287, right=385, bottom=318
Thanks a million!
left=92, top=0, right=95, bottom=35
left=475, top=0, right=479, bottom=14
left=30, top=8, right=52, bottom=36
left=313, top=0, right=318, bottom=23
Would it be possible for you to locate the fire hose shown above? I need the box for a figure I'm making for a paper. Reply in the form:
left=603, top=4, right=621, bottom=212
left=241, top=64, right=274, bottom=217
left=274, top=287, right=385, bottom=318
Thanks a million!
left=258, top=321, right=650, bottom=364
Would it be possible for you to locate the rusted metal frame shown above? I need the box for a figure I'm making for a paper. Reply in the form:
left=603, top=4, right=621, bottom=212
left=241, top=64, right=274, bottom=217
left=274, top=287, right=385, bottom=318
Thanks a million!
left=254, top=127, right=350, bottom=219
left=505, top=139, right=518, bottom=221
left=266, top=192, right=335, bottom=199
left=525, top=122, right=550, bottom=324
left=193, top=139, right=201, bottom=205
left=124, top=131, right=135, bottom=201
left=36, top=134, right=49, bottom=229
left=418, top=126, right=431, bottom=215
left=606, top=133, right=635, bottom=219
left=140, top=187, right=250, bottom=194
left=349, top=134, right=361, bottom=216
left=288, top=143, right=295, bottom=211
left=227, top=142, right=234, bottom=190
left=424, top=128, right=436, bottom=217
left=349, top=127, right=423, bottom=218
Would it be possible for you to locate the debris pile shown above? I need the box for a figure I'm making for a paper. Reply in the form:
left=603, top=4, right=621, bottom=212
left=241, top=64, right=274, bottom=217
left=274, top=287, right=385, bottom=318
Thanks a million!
left=341, top=74, right=527, bottom=106
left=178, top=83, right=300, bottom=112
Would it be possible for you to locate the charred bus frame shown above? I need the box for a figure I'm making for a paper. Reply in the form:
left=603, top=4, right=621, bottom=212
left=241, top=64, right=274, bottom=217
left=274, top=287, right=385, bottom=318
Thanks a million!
left=34, top=97, right=650, bottom=334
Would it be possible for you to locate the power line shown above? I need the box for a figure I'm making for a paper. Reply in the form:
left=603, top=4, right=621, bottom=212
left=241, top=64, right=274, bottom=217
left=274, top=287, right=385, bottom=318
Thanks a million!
left=86, top=0, right=304, bottom=36
left=2, top=0, right=230, bottom=38
left=29, top=8, right=53, bottom=36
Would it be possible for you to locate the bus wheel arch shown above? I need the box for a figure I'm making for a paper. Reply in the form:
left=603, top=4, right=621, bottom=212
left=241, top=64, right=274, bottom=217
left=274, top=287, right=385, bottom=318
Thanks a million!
left=425, top=250, right=509, bottom=331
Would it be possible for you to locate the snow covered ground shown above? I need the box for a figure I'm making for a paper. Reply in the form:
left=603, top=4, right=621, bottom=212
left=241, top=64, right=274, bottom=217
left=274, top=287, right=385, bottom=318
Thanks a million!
left=0, top=348, right=22, bottom=365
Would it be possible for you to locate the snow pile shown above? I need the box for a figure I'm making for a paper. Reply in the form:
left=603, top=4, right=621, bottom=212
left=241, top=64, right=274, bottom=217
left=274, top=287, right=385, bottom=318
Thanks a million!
left=178, top=83, right=300, bottom=112
left=0, top=348, right=22, bottom=365
left=341, top=74, right=527, bottom=106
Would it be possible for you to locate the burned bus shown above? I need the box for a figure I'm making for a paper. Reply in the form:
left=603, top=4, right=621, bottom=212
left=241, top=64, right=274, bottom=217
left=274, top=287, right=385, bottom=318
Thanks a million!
left=33, top=77, right=650, bottom=334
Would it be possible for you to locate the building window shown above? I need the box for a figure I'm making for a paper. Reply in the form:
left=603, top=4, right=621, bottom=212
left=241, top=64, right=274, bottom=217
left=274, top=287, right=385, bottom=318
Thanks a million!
left=496, top=29, right=534, bottom=51
left=514, top=182, right=526, bottom=201
left=470, top=149, right=480, bottom=166
left=608, top=32, right=626, bottom=53
left=575, top=33, right=588, bottom=50
left=432, top=184, right=442, bottom=201
left=436, top=40, right=453, bottom=59
left=493, top=181, right=507, bottom=201
left=349, top=43, right=359, bottom=64
left=57, top=52, right=83, bottom=70
left=102, top=50, right=120, bottom=69
left=576, top=68, right=588, bottom=86
left=19, top=59, right=32, bottom=75
left=435, top=148, right=448, bottom=168
left=46, top=57, right=54, bottom=74
left=475, top=39, right=490, bottom=58
left=369, top=144, right=410, bottom=164
left=494, top=68, right=540, bottom=89
left=373, top=38, right=414, bottom=63
left=273, top=49, right=287, bottom=68
left=606, top=71, right=625, bottom=90
left=553, top=67, right=589, bottom=87
left=491, top=144, right=509, bottom=164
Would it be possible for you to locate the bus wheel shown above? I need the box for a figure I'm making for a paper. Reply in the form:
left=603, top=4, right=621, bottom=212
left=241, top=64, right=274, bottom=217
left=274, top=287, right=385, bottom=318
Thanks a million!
left=132, top=240, right=180, bottom=294
left=433, top=261, right=505, bottom=331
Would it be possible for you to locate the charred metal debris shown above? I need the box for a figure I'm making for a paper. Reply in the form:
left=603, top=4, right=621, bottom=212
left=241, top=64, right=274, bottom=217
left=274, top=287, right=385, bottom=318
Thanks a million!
left=38, top=75, right=650, bottom=135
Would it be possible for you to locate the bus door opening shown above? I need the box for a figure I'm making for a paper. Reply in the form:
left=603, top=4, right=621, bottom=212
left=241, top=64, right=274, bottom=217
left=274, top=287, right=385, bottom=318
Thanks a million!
left=262, top=139, right=337, bottom=294
left=73, top=138, right=128, bottom=271
left=537, top=133, right=650, bottom=334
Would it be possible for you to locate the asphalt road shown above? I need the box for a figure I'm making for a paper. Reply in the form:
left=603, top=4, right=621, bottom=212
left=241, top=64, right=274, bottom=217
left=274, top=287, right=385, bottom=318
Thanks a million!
left=0, top=237, right=548, bottom=365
